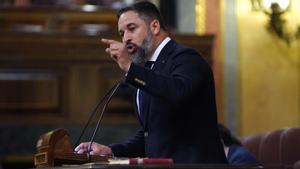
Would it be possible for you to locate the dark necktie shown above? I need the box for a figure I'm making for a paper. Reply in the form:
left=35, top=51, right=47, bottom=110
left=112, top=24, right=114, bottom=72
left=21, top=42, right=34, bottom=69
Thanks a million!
left=144, top=61, right=154, bottom=69
left=138, top=61, right=154, bottom=121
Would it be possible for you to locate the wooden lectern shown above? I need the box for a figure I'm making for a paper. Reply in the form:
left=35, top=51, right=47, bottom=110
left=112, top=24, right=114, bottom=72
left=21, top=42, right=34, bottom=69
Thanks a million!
left=34, top=128, right=109, bottom=168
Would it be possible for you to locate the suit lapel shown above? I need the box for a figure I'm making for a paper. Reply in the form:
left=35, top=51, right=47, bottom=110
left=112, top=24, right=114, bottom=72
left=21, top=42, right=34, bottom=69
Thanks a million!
left=143, top=40, right=177, bottom=128
left=152, top=39, right=176, bottom=71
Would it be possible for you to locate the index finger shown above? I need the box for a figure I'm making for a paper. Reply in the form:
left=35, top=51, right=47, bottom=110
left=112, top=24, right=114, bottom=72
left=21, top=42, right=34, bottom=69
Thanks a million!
left=101, top=38, right=116, bottom=45
left=74, top=142, right=89, bottom=151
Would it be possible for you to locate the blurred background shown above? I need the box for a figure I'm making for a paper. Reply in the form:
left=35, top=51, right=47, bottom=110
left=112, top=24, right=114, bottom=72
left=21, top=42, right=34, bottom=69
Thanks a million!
left=0, top=0, right=299, bottom=168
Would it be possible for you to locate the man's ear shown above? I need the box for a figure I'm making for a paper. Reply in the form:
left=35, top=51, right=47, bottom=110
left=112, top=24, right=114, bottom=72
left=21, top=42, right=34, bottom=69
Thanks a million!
left=150, top=19, right=160, bottom=35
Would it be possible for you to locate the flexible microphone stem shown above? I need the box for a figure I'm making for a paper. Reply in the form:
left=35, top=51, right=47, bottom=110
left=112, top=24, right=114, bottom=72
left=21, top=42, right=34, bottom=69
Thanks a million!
left=87, top=82, right=121, bottom=161
left=75, top=82, right=121, bottom=148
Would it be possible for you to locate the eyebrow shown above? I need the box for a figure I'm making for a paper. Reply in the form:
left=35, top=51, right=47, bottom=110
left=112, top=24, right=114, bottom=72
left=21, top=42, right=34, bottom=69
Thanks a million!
left=127, top=23, right=136, bottom=29
left=119, top=22, right=137, bottom=33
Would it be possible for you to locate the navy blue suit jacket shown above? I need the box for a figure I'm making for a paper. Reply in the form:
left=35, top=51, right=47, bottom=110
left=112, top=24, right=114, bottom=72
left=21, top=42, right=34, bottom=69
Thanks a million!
left=109, top=39, right=227, bottom=164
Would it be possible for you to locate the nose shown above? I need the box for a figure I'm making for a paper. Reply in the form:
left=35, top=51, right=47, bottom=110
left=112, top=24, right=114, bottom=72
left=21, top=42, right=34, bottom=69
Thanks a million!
left=123, top=31, right=132, bottom=43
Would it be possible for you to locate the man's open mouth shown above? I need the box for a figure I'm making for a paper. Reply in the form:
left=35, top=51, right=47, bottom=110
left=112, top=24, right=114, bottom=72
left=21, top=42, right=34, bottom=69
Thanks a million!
left=126, top=43, right=137, bottom=54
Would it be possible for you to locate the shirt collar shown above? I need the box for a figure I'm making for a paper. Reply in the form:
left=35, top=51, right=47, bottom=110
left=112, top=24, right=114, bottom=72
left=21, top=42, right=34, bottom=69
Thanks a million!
left=148, top=37, right=171, bottom=62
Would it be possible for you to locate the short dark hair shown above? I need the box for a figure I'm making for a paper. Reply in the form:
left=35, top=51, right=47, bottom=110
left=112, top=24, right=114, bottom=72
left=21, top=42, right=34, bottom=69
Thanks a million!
left=218, top=123, right=242, bottom=146
left=117, top=1, right=167, bottom=31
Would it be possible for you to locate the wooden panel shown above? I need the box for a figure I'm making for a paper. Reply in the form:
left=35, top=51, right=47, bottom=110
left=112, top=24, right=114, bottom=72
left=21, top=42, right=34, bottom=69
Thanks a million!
left=0, top=32, right=128, bottom=124
left=0, top=7, right=117, bottom=33
left=172, top=34, right=214, bottom=65
left=0, top=69, right=63, bottom=114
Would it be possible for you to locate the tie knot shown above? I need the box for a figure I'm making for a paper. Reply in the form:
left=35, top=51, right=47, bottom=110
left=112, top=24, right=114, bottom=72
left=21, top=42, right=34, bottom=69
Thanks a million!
left=145, top=61, right=154, bottom=68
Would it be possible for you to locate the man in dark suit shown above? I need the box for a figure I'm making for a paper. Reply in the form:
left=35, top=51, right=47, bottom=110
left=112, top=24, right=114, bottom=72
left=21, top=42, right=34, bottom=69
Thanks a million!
left=75, top=0, right=227, bottom=164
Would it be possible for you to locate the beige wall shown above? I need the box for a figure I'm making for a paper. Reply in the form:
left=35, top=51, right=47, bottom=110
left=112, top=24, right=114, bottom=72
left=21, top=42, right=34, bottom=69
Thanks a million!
left=236, top=0, right=300, bottom=135
left=195, top=0, right=299, bottom=135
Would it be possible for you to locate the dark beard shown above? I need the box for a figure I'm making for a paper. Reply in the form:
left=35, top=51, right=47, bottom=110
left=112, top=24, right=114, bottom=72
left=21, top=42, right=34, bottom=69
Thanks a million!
left=129, top=46, right=146, bottom=64
left=129, top=32, right=153, bottom=64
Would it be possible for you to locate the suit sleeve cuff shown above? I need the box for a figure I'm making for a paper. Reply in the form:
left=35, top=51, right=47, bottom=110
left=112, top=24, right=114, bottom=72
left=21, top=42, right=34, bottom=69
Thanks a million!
left=125, top=63, right=147, bottom=88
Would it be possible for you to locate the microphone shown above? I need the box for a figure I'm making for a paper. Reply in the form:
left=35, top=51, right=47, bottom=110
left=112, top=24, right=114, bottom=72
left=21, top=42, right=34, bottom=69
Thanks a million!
left=75, top=82, right=121, bottom=157
left=87, top=82, right=121, bottom=160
